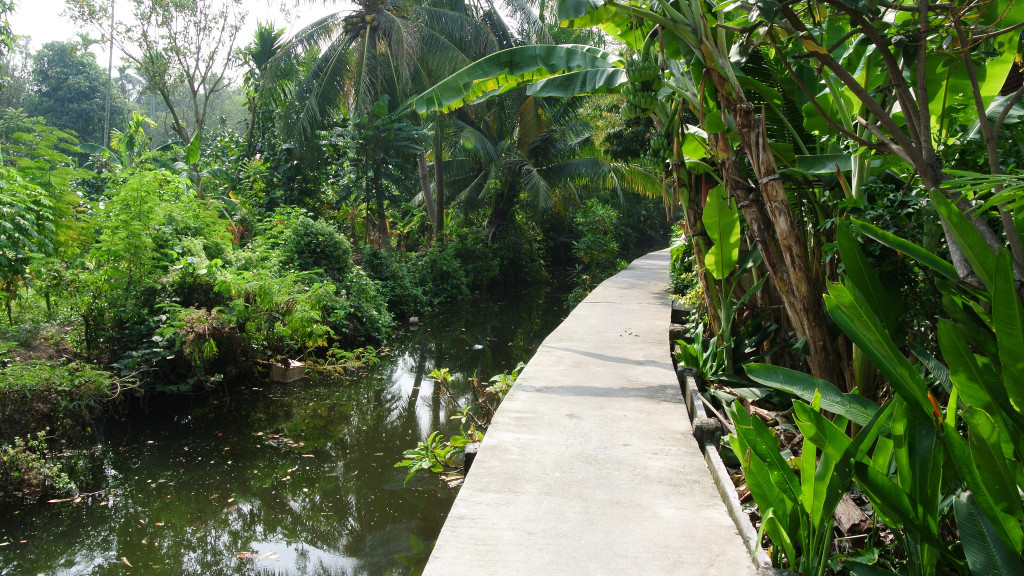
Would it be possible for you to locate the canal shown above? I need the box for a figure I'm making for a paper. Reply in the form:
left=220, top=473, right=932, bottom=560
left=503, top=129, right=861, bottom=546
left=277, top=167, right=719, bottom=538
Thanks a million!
left=0, top=283, right=569, bottom=575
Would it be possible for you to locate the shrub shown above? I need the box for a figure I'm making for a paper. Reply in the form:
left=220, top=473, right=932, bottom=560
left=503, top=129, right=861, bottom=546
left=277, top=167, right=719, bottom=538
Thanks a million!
left=569, top=199, right=626, bottom=304
left=0, top=345, right=120, bottom=440
left=282, top=217, right=353, bottom=282
left=446, top=235, right=499, bottom=290
left=0, top=430, right=75, bottom=501
left=336, top=268, right=393, bottom=343
left=358, top=245, right=426, bottom=318
left=419, top=244, right=470, bottom=306
left=490, top=213, right=547, bottom=285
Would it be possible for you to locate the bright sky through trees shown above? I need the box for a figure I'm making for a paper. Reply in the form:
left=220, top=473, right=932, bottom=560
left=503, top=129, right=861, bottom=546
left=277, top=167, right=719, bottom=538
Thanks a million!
left=9, top=0, right=351, bottom=66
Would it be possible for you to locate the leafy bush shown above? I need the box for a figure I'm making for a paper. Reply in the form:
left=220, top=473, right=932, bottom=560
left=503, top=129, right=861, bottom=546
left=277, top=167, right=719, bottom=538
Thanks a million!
left=0, top=166, right=55, bottom=324
left=282, top=217, right=353, bottom=282
left=445, top=235, right=499, bottom=290
left=358, top=245, right=426, bottom=318
left=419, top=244, right=470, bottom=306
left=0, top=344, right=121, bottom=440
left=489, top=213, right=547, bottom=285
left=336, top=268, right=392, bottom=344
left=0, top=430, right=75, bottom=501
left=569, top=199, right=626, bottom=305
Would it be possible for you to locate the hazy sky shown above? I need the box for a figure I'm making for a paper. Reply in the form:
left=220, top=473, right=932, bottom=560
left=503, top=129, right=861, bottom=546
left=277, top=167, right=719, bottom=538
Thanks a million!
left=8, top=0, right=348, bottom=65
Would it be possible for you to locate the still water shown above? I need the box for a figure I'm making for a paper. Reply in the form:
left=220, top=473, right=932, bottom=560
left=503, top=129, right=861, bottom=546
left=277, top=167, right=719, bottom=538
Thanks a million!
left=0, top=285, right=569, bottom=575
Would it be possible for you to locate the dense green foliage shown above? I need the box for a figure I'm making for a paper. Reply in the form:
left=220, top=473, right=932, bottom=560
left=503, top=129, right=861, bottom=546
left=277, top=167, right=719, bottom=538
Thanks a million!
left=0, top=0, right=666, bottom=505
left=28, top=41, right=130, bottom=146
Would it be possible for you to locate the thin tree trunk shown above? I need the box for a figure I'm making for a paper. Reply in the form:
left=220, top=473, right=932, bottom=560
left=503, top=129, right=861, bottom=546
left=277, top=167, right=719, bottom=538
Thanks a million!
left=433, top=114, right=446, bottom=241
left=417, top=154, right=437, bottom=241
left=682, top=175, right=721, bottom=334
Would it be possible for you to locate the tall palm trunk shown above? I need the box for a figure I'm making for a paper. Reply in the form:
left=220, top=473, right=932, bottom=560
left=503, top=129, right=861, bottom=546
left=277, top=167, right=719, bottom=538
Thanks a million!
left=433, top=115, right=445, bottom=241
left=417, top=154, right=437, bottom=239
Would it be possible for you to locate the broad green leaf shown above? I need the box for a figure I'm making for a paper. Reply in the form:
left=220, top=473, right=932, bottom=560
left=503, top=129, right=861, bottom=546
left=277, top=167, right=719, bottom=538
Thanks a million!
left=853, top=458, right=917, bottom=533
left=412, top=44, right=620, bottom=114
left=908, top=340, right=952, bottom=392
left=184, top=132, right=201, bottom=166
left=825, top=283, right=933, bottom=420
left=930, top=190, right=997, bottom=290
left=963, top=407, right=1023, bottom=524
left=702, top=184, right=740, bottom=280
left=838, top=220, right=901, bottom=338
left=945, top=419, right=1024, bottom=551
left=745, top=363, right=885, bottom=431
left=528, top=68, right=626, bottom=98
left=795, top=154, right=854, bottom=173
left=992, top=251, right=1024, bottom=412
left=939, top=318, right=1001, bottom=416
left=730, top=405, right=802, bottom=502
left=850, top=218, right=958, bottom=281
left=955, top=491, right=1024, bottom=576
left=556, top=0, right=654, bottom=50
left=79, top=143, right=111, bottom=155
left=926, top=13, right=1023, bottom=124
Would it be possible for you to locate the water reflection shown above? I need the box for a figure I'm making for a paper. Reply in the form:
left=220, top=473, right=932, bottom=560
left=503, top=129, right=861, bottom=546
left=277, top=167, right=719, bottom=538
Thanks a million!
left=0, top=284, right=568, bottom=575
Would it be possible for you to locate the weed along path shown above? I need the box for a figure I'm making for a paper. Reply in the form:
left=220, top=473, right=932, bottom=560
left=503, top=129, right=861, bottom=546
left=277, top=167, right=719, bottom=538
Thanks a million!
left=423, top=249, right=756, bottom=575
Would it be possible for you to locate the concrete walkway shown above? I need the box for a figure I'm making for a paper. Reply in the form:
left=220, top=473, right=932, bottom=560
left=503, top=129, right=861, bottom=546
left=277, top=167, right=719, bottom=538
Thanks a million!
left=422, top=249, right=758, bottom=575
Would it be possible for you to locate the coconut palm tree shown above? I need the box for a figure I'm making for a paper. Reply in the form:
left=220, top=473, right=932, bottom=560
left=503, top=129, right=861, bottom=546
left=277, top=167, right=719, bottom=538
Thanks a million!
left=268, top=0, right=554, bottom=238
left=445, top=89, right=658, bottom=240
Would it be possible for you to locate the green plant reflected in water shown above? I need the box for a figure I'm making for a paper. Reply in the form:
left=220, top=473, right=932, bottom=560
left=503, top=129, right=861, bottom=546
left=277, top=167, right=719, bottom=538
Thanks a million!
left=0, top=283, right=567, bottom=575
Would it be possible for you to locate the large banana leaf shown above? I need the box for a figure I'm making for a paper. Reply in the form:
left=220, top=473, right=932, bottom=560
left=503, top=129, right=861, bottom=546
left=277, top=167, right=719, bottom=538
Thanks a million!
left=556, top=0, right=653, bottom=50
left=529, top=68, right=626, bottom=98
left=412, top=44, right=620, bottom=114
left=702, top=184, right=740, bottom=280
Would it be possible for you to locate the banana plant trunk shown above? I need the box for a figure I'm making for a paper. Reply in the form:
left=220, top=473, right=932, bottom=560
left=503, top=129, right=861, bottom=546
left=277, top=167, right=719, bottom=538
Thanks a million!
left=731, top=103, right=848, bottom=390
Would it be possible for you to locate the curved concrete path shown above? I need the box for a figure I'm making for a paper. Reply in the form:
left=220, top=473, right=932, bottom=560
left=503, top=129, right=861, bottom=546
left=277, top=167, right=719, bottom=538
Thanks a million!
left=422, top=249, right=757, bottom=575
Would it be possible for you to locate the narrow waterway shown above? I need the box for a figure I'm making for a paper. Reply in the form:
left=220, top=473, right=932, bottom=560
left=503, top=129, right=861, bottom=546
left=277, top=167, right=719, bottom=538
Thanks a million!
left=0, top=284, right=569, bottom=575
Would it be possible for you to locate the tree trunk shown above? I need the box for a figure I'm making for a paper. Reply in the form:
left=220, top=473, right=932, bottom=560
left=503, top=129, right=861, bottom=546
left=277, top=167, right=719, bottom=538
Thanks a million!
left=732, top=104, right=848, bottom=390
left=417, top=154, right=437, bottom=240
left=433, top=114, right=446, bottom=241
